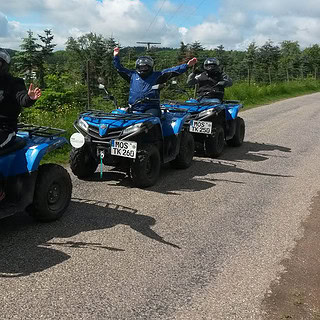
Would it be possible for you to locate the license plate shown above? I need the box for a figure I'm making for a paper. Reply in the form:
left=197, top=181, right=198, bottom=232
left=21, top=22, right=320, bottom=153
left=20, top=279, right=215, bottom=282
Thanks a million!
left=111, top=139, right=137, bottom=159
left=190, top=120, right=212, bottom=134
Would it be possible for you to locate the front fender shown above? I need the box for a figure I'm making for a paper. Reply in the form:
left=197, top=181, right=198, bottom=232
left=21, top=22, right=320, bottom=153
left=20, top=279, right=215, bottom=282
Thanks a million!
left=162, top=112, right=190, bottom=137
left=25, top=136, right=68, bottom=172
left=225, top=104, right=243, bottom=120
left=175, top=114, right=190, bottom=133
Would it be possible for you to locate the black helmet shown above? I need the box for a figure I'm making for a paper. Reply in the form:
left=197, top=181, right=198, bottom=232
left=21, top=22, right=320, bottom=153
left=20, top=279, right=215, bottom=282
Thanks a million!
left=135, top=56, right=154, bottom=77
left=0, top=48, right=10, bottom=76
left=204, top=57, right=220, bottom=73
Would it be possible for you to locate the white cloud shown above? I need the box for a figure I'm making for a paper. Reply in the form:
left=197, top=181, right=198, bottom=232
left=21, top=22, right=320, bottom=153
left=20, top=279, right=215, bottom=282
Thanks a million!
left=222, top=0, right=320, bottom=18
left=182, top=21, right=243, bottom=49
left=0, top=14, right=29, bottom=49
left=155, top=0, right=178, bottom=13
left=1, top=0, right=320, bottom=51
left=178, top=27, right=188, bottom=37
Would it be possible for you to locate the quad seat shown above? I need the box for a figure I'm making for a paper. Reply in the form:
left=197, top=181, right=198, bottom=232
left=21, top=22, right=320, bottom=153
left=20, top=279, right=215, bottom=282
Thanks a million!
left=0, top=137, right=26, bottom=156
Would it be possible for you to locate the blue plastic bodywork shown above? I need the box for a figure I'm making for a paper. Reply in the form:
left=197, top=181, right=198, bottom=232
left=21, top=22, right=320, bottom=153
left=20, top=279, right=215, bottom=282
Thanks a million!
left=79, top=109, right=189, bottom=138
left=82, top=111, right=160, bottom=135
left=162, top=100, right=243, bottom=121
left=0, top=132, right=67, bottom=178
left=161, top=110, right=188, bottom=136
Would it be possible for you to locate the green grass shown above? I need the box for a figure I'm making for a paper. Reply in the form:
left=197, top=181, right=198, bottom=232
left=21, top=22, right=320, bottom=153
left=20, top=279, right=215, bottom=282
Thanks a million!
left=20, top=106, right=80, bottom=165
left=225, top=79, right=320, bottom=109
left=21, top=79, right=320, bottom=165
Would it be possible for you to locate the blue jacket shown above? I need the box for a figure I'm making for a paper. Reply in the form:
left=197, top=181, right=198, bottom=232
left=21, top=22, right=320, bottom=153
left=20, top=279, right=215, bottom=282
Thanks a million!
left=113, top=56, right=188, bottom=112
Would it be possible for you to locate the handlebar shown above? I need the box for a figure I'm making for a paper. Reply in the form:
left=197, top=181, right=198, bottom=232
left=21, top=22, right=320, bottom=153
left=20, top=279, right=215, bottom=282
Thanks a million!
left=98, top=84, right=118, bottom=108
left=129, top=97, right=160, bottom=108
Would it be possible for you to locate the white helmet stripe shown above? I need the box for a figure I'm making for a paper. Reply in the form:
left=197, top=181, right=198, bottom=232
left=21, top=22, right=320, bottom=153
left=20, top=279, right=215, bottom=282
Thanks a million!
left=0, top=49, right=11, bottom=64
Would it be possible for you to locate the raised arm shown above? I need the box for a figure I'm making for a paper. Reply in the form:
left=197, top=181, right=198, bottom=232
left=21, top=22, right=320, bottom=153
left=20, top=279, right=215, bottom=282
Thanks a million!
left=157, top=57, right=197, bottom=84
left=15, top=80, right=41, bottom=108
left=112, top=47, right=134, bottom=83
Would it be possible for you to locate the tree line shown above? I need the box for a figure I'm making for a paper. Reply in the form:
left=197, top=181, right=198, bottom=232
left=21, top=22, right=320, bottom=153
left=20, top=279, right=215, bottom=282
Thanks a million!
left=8, top=29, right=320, bottom=111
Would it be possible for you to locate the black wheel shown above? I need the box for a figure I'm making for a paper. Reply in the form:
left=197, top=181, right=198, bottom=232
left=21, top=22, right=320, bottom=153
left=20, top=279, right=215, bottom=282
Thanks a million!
left=170, top=131, right=195, bottom=169
left=130, top=144, right=161, bottom=188
left=31, top=164, right=72, bottom=222
left=204, top=124, right=225, bottom=158
left=70, top=144, right=98, bottom=179
left=226, top=117, right=245, bottom=147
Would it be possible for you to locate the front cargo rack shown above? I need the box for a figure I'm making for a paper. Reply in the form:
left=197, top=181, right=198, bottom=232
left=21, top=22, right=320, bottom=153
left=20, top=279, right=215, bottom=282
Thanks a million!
left=80, top=109, right=154, bottom=120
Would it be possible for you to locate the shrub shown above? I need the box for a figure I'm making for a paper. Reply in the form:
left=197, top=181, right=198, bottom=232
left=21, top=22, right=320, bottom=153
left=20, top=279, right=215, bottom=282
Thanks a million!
left=33, top=73, right=87, bottom=111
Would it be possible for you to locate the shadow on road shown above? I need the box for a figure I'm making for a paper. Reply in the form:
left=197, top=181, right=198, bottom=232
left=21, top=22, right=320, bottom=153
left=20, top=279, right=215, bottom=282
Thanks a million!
left=221, top=141, right=291, bottom=162
left=196, top=141, right=292, bottom=163
left=78, top=141, right=293, bottom=195
left=147, top=141, right=293, bottom=195
left=0, top=198, right=180, bottom=278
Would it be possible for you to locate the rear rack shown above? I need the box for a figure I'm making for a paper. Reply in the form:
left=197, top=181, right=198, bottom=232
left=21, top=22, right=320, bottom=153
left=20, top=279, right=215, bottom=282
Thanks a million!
left=81, top=109, right=153, bottom=120
left=17, top=123, right=66, bottom=138
left=161, top=106, right=188, bottom=113
left=162, top=100, right=220, bottom=107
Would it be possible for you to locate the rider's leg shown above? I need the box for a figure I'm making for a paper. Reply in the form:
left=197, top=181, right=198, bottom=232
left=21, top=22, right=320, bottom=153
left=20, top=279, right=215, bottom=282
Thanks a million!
left=0, top=130, right=16, bottom=149
left=198, top=97, right=221, bottom=104
left=144, top=108, right=161, bottom=117
left=0, top=130, right=16, bottom=202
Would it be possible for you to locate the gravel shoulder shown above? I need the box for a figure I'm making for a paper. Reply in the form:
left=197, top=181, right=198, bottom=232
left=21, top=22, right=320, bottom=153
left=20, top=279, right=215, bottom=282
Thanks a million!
left=262, top=191, right=320, bottom=319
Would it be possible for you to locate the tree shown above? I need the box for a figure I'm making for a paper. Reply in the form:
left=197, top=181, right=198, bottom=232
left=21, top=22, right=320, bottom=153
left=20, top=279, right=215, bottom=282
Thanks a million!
left=257, top=40, right=280, bottom=84
left=279, top=40, right=301, bottom=81
left=66, top=32, right=105, bottom=82
left=38, top=29, right=56, bottom=87
left=215, top=45, right=229, bottom=70
left=38, top=29, right=56, bottom=56
left=177, top=41, right=188, bottom=63
left=188, top=41, right=204, bottom=59
left=66, top=33, right=121, bottom=108
left=103, top=36, right=119, bottom=86
left=245, top=42, right=258, bottom=85
left=303, top=44, right=320, bottom=80
left=14, top=30, right=40, bottom=84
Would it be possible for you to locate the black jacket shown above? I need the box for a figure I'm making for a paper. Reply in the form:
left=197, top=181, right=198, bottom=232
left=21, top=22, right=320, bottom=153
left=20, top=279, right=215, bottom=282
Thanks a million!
left=0, top=74, right=35, bottom=132
left=187, top=70, right=232, bottom=101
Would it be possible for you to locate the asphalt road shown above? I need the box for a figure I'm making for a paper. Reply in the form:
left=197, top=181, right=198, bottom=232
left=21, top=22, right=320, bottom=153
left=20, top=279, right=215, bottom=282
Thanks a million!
left=1, top=93, right=320, bottom=320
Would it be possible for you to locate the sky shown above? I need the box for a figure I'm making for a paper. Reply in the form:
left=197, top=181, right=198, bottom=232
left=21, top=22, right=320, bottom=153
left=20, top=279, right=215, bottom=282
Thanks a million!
left=1, top=0, right=320, bottom=51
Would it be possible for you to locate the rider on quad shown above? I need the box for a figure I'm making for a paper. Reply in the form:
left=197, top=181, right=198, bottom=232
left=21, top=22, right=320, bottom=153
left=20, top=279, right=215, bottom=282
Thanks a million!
left=0, top=48, right=42, bottom=202
left=187, top=57, right=232, bottom=103
left=113, top=47, right=197, bottom=117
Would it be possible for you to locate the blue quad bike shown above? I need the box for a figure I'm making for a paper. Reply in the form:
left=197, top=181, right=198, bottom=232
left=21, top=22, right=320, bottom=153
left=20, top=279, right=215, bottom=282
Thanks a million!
left=162, top=98, right=245, bottom=157
left=0, top=124, right=72, bottom=222
left=69, top=84, right=195, bottom=188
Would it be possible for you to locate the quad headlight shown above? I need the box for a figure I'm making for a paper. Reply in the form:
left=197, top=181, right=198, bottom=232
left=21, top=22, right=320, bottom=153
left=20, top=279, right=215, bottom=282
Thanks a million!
left=198, top=108, right=215, bottom=118
left=122, top=122, right=144, bottom=135
left=78, top=118, right=89, bottom=131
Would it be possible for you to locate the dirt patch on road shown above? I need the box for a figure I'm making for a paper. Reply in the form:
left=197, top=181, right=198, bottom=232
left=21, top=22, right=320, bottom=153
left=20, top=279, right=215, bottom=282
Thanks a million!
left=262, top=192, right=320, bottom=319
